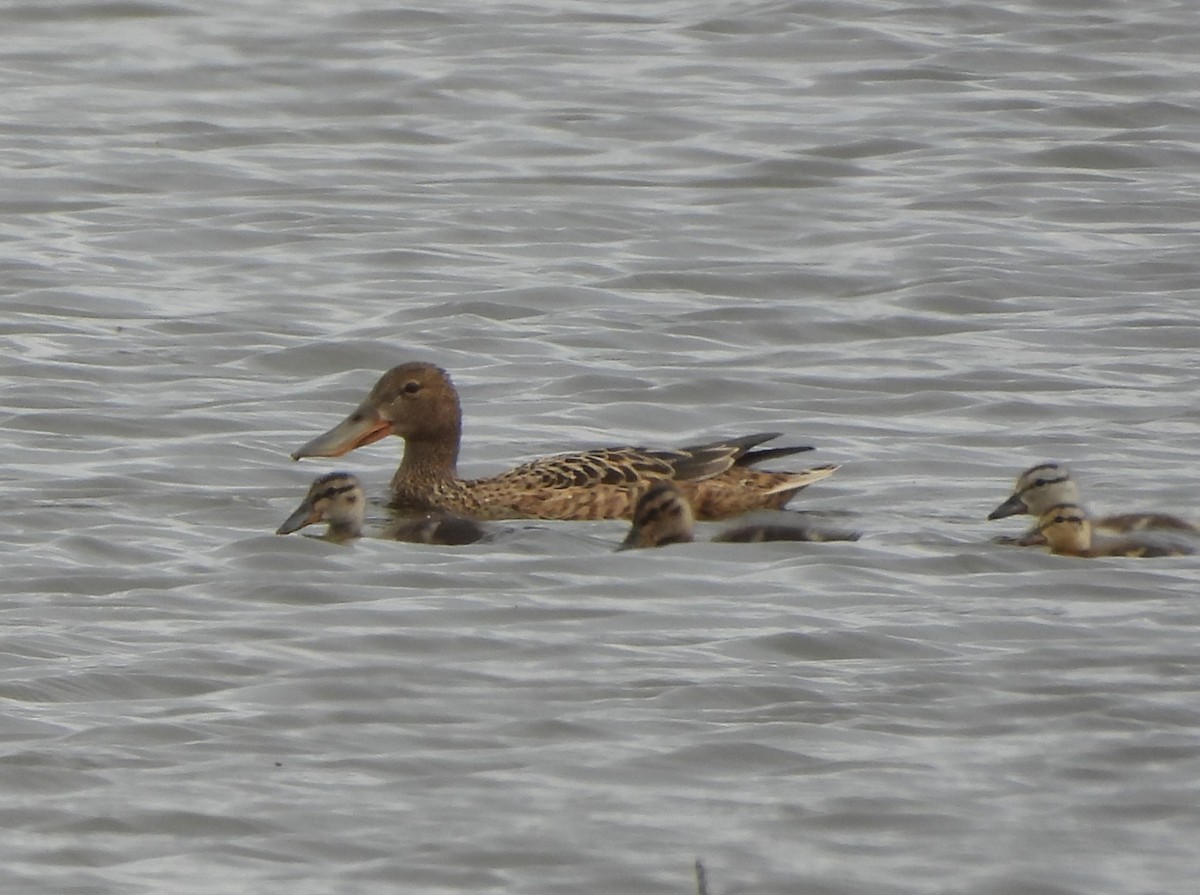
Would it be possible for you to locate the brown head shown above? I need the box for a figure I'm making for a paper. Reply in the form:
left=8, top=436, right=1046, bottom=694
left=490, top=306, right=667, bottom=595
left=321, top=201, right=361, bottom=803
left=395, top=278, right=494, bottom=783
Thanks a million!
left=291, top=363, right=463, bottom=465
left=618, top=480, right=696, bottom=550
left=1028, top=503, right=1092, bottom=556
left=276, top=472, right=366, bottom=543
left=988, top=462, right=1081, bottom=520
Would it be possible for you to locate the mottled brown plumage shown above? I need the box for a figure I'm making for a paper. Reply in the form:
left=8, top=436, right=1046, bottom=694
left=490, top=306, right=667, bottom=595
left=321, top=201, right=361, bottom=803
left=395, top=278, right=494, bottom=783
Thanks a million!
left=291, top=362, right=839, bottom=521
left=618, top=480, right=860, bottom=550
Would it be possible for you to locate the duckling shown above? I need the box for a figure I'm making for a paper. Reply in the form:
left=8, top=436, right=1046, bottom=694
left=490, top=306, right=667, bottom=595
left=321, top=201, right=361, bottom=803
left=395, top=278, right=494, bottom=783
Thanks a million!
left=291, top=361, right=839, bottom=521
left=277, top=473, right=486, bottom=546
left=618, top=480, right=860, bottom=550
left=276, top=472, right=365, bottom=544
left=989, top=462, right=1197, bottom=541
left=384, top=512, right=486, bottom=546
left=1028, top=503, right=1193, bottom=558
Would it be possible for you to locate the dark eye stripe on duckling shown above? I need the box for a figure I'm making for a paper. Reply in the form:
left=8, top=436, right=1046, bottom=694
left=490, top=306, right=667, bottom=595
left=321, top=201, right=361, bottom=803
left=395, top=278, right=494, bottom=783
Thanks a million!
left=1039, top=504, right=1086, bottom=529
left=315, top=484, right=358, bottom=502
left=1023, top=463, right=1062, bottom=476
left=1018, top=473, right=1071, bottom=496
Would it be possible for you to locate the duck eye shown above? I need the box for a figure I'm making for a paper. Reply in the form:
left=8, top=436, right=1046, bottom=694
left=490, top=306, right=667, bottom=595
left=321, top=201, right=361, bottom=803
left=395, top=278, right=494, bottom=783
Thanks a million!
left=402, top=381, right=422, bottom=395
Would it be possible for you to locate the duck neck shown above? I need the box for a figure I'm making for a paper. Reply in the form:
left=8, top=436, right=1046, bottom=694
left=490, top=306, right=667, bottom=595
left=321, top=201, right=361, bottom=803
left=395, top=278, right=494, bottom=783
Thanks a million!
left=1052, top=524, right=1092, bottom=556
left=396, top=430, right=461, bottom=484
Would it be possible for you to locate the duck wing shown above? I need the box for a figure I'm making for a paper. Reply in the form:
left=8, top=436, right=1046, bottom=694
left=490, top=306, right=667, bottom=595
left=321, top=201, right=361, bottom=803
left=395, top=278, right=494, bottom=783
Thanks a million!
left=506, top=433, right=809, bottom=489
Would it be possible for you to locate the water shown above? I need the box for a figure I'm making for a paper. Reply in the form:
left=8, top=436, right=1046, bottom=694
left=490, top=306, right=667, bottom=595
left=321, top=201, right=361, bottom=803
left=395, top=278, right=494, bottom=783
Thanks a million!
left=3, top=1, right=1200, bottom=892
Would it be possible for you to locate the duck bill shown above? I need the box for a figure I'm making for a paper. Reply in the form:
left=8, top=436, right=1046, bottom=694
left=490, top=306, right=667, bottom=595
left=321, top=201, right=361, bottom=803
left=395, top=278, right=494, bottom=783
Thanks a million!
left=987, top=493, right=1028, bottom=520
left=276, top=503, right=321, bottom=535
left=291, top=408, right=391, bottom=460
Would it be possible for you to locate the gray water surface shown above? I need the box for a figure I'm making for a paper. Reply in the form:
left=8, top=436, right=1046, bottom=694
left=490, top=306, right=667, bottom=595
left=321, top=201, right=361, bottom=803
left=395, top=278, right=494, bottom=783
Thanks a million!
left=3, top=1, right=1200, bottom=893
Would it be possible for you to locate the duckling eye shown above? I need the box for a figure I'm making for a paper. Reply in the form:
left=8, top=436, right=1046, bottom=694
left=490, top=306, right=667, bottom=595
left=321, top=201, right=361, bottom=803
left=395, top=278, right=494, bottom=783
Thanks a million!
left=345, top=494, right=357, bottom=504
left=401, top=381, right=422, bottom=395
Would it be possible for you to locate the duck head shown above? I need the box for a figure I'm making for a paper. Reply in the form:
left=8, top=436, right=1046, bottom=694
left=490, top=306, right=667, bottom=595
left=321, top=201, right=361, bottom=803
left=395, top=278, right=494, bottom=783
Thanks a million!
left=291, top=363, right=462, bottom=460
left=277, top=472, right=366, bottom=542
left=989, top=462, right=1080, bottom=519
left=1027, top=503, right=1092, bottom=555
left=618, top=480, right=696, bottom=550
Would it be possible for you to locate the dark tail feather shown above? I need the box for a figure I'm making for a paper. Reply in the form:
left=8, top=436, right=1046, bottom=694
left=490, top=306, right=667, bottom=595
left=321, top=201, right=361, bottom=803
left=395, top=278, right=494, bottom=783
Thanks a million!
left=737, top=444, right=815, bottom=466
left=666, top=433, right=778, bottom=481
left=677, top=432, right=781, bottom=456
left=660, top=433, right=816, bottom=481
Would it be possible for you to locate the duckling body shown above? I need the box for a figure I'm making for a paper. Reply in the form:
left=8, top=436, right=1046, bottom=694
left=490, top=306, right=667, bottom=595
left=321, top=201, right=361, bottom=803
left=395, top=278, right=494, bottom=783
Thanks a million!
left=277, top=473, right=486, bottom=546
left=384, top=512, right=486, bottom=546
left=292, top=362, right=838, bottom=521
left=618, top=480, right=860, bottom=550
left=1028, top=503, right=1193, bottom=558
left=989, top=462, right=1197, bottom=540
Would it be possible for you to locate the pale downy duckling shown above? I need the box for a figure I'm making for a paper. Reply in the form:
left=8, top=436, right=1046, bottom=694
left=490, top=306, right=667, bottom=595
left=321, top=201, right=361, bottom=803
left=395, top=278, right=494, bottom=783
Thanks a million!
left=277, top=473, right=486, bottom=546
left=1027, top=503, right=1193, bottom=558
left=988, top=462, right=1198, bottom=541
left=276, top=472, right=365, bottom=544
left=291, top=362, right=839, bottom=521
left=618, top=480, right=860, bottom=550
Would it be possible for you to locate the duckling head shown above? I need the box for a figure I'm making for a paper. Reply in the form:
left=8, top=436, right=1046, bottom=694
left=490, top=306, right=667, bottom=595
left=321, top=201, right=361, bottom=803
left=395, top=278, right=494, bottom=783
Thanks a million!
left=1030, top=503, right=1092, bottom=555
left=277, top=472, right=365, bottom=542
left=292, top=362, right=462, bottom=460
left=618, top=480, right=696, bottom=550
left=989, top=462, right=1081, bottom=519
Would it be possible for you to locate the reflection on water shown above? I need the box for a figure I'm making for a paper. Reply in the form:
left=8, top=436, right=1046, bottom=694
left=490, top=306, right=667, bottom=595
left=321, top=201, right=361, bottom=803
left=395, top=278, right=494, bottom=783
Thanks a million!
left=3, top=1, right=1200, bottom=893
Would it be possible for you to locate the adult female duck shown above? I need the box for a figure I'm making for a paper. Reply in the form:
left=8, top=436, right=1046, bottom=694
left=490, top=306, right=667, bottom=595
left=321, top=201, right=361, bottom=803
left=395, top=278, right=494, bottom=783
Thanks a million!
left=291, top=362, right=838, bottom=520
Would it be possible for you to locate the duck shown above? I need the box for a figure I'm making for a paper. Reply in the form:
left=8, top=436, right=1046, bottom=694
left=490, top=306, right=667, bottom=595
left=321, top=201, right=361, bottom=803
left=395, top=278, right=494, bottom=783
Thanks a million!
left=617, top=480, right=861, bottom=550
left=385, top=511, right=487, bottom=546
left=291, top=362, right=839, bottom=521
left=276, top=472, right=486, bottom=545
left=988, top=462, right=1198, bottom=543
left=1026, top=503, right=1193, bottom=558
left=276, top=472, right=366, bottom=544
